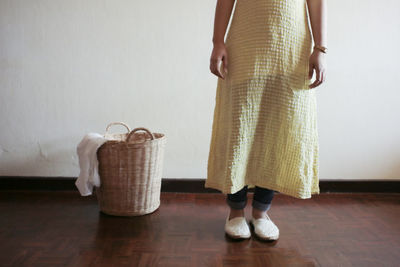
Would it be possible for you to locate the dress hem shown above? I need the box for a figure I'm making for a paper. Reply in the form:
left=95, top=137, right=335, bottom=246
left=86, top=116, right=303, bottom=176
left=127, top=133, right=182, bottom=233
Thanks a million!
left=204, top=180, right=320, bottom=200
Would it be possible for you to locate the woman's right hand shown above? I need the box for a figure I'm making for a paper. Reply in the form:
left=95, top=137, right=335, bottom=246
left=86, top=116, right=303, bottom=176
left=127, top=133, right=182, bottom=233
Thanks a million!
left=210, top=42, right=229, bottom=79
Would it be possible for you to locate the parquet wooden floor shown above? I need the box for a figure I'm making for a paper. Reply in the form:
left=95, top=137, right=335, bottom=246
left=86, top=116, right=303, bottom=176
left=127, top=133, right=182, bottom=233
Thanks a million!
left=0, top=191, right=399, bottom=267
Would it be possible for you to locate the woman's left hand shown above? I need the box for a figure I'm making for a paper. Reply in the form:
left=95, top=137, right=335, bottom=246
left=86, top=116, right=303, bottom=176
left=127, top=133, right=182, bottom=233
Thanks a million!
left=308, top=49, right=327, bottom=88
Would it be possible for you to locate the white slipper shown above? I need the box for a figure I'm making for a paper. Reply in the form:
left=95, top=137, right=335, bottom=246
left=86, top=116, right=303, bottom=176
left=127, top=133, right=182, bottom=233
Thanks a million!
left=224, top=216, right=251, bottom=239
left=249, top=214, right=279, bottom=241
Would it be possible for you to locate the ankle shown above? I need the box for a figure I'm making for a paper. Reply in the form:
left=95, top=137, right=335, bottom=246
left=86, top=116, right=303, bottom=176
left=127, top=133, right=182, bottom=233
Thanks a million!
left=229, top=208, right=245, bottom=220
left=252, top=208, right=268, bottom=219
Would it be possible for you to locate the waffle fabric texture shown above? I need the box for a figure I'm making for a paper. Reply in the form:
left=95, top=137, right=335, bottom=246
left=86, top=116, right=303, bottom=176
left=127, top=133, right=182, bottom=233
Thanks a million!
left=205, top=0, right=320, bottom=199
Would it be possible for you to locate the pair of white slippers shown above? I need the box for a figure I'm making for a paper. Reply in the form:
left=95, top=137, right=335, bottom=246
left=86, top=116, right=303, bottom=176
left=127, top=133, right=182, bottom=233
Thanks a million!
left=225, top=214, right=279, bottom=240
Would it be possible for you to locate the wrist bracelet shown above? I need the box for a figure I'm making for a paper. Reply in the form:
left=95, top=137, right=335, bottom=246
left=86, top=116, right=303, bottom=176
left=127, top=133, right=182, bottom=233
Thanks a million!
left=314, top=45, right=328, bottom=53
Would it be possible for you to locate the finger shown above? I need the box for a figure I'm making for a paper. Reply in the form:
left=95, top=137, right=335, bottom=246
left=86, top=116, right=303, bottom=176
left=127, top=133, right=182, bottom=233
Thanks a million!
left=223, top=55, right=228, bottom=74
left=313, top=68, right=322, bottom=87
left=217, top=59, right=225, bottom=79
left=210, top=65, right=223, bottom=79
left=309, top=68, right=321, bottom=88
left=315, top=67, right=321, bottom=83
left=309, top=80, right=319, bottom=88
left=308, top=63, right=314, bottom=79
left=209, top=63, right=218, bottom=78
left=210, top=59, right=224, bottom=79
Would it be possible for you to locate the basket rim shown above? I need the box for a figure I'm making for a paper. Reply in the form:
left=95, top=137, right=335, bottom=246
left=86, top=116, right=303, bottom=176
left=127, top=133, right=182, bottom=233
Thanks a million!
left=100, top=133, right=166, bottom=147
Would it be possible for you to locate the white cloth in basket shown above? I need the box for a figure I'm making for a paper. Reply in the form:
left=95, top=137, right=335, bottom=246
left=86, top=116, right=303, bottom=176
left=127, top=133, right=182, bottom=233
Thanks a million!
left=75, top=133, right=108, bottom=196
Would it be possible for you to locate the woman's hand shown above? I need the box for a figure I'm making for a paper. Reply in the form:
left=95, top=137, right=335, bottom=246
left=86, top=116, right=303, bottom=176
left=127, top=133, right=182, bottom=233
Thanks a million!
left=308, top=49, right=327, bottom=88
left=210, top=42, right=229, bottom=79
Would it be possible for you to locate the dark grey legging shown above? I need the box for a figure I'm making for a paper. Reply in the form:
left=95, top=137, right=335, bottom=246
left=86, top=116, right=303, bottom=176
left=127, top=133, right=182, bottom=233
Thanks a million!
left=226, top=185, right=275, bottom=211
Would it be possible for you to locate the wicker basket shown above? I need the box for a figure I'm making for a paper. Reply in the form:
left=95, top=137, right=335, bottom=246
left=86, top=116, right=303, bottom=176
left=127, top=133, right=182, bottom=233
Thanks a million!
left=95, top=122, right=166, bottom=216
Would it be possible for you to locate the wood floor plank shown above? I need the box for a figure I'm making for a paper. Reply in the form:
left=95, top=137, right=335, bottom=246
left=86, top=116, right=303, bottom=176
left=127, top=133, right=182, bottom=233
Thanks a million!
left=0, top=191, right=399, bottom=267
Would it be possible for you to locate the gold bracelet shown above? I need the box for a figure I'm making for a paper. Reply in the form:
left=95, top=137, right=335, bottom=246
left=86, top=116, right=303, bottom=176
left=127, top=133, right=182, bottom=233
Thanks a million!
left=314, top=45, right=328, bottom=53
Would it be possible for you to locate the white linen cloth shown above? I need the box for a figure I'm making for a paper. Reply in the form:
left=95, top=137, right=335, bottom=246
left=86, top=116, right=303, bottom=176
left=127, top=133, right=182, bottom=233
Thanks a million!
left=75, top=133, right=108, bottom=196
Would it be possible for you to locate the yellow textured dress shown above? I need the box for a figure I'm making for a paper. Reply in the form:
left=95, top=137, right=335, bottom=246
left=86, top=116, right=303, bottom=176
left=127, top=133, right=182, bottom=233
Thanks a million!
left=205, top=0, right=320, bottom=199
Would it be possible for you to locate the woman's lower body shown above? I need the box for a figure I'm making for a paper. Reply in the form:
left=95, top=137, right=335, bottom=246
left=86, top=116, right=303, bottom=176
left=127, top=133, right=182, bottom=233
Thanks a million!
left=206, top=0, right=317, bottom=240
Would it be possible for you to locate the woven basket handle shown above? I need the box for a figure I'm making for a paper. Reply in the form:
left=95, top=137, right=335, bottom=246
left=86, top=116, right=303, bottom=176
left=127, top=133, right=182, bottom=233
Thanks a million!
left=126, top=127, right=155, bottom=143
left=105, top=122, right=131, bottom=134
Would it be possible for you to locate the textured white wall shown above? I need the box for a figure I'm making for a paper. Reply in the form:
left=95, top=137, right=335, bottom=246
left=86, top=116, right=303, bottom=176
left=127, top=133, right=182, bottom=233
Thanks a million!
left=0, top=0, right=399, bottom=180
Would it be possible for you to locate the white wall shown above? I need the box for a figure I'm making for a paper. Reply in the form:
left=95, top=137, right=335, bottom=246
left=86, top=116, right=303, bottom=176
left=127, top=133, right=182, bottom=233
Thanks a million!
left=0, top=0, right=399, bottom=180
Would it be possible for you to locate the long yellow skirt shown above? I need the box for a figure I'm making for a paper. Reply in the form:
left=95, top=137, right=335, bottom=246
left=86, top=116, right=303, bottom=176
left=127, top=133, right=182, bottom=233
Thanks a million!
left=205, top=0, right=320, bottom=199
